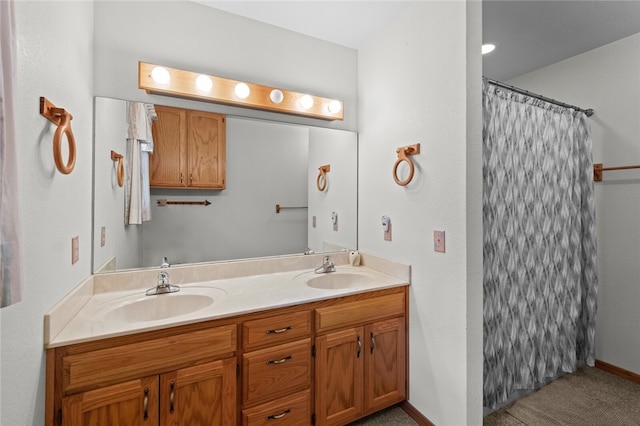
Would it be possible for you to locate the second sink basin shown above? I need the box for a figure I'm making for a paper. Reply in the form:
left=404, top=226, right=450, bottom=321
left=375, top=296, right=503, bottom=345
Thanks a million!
left=306, top=272, right=374, bottom=290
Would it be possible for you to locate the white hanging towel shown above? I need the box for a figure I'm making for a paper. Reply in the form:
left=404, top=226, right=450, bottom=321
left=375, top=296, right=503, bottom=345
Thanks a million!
left=125, top=102, right=155, bottom=224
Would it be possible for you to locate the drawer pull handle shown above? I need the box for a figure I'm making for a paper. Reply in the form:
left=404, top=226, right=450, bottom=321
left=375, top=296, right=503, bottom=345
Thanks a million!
left=169, top=381, right=175, bottom=413
left=266, top=326, right=292, bottom=334
left=266, top=355, right=292, bottom=365
left=143, top=387, right=149, bottom=420
left=370, top=332, right=376, bottom=354
left=357, top=335, right=362, bottom=358
left=266, top=409, right=291, bottom=420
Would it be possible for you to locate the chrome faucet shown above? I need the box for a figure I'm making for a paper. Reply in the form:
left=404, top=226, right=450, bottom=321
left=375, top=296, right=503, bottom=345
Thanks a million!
left=146, top=258, right=180, bottom=296
left=314, top=255, right=336, bottom=274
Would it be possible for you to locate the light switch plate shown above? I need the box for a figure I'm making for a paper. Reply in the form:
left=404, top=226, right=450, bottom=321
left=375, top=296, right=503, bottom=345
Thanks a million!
left=434, top=230, right=445, bottom=253
left=384, top=223, right=392, bottom=241
left=72, top=236, right=79, bottom=264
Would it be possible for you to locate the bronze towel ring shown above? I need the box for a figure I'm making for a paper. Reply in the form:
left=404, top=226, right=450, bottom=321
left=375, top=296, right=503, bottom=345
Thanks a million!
left=317, top=164, right=331, bottom=191
left=111, top=151, right=124, bottom=187
left=40, top=97, right=76, bottom=175
left=393, top=143, right=420, bottom=186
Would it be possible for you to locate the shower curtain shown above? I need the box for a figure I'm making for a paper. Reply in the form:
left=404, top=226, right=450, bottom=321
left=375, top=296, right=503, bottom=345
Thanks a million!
left=482, top=80, right=598, bottom=408
left=0, top=0, right=23, bottom=307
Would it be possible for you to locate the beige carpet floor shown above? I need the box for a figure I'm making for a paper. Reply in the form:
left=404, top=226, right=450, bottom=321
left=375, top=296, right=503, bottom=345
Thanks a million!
left=348, top=406, right=418, bottom=425
left=484, top=366, right=640, bottom=426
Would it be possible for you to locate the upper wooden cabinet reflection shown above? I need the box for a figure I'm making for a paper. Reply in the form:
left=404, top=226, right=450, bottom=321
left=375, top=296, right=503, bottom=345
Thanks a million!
left=150, top=105, right=226, bottom=189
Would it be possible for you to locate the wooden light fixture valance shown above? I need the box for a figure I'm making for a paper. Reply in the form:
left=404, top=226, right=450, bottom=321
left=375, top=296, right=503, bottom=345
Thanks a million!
left=138, top=62, right=343, bottom=121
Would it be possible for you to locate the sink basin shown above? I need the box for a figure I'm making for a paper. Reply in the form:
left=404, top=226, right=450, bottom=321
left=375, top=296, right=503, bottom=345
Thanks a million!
left=306, top=272, right=374, bottom=290
left=93, top=287, right=227, bottom=324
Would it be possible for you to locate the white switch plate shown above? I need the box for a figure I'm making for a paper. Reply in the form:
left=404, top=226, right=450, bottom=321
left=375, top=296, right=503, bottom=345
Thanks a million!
left=434, top=230, right=445, bottom=253
left=72, top=236, right=79, bottom=264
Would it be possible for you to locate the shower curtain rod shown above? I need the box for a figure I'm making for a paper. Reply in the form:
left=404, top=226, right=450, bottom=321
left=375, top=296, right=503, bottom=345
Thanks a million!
left=484, top=77, right=595, bottom=117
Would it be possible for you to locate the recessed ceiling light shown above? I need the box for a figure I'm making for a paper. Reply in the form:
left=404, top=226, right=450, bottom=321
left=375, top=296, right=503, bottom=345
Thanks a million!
left=482, top=44, right=496, bottom=55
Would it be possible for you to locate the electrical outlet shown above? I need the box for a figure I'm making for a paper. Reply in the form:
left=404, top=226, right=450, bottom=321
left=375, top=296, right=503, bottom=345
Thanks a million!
left=434, top=230, right=445, bottom=253
left=312, top=216, right=316, bottom=228
left=72, top=236, right=79, bottom=264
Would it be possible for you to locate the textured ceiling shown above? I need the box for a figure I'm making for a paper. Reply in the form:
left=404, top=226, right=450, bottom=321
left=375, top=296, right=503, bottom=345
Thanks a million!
left=195, top=1, right=640, bottom=82
left=483, top=1, right=640, bottom=81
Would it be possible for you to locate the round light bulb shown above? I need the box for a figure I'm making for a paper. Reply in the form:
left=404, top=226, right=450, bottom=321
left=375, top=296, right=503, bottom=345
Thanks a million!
left=195, top=75, right=213, bottom=91
left=234, top=82, right=250, bottom=99
left=270, top=89, right=284, bottom=104
left=300, top=95, right=314, bottom=110
left=482, top=44, right=496, bottom=55
left=328, top=100, right=342, bottom=114
left=151, top=66, right=170, bottom=85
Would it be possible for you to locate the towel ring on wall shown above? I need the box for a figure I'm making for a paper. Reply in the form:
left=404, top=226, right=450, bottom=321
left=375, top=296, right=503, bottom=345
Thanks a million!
left=317, top=164, right=331, bottom=191
left=39, top=97, right=76, bottom=175
left=110, top=150, right=124, bottom=187
left=393, top=143, right=420, bottom=186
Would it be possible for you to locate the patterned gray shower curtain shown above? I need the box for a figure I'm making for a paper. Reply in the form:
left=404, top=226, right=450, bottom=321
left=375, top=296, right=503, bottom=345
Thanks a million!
left=482, top=80, right=598, bottom=408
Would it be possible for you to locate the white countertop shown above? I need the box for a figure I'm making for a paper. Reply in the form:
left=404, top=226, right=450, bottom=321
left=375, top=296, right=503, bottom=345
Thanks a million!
left=45, top=254, right=410, bottom=348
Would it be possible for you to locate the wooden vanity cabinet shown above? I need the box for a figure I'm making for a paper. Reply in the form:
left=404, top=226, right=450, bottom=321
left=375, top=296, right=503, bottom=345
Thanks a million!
left=241, top=310, right=312, bottom=426
left=61, top=358, right=236, bottom=426
left=46, top=286, right=408, bottom=426
left=150, top=105, right=226, bottom=189
left=48, top=324, right=237, bottom=426
left=314, top=293, right=407, bottom=426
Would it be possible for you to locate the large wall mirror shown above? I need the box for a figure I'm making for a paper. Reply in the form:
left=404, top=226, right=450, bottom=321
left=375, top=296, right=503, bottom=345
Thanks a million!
left=92, top=97, right=358, bottom=273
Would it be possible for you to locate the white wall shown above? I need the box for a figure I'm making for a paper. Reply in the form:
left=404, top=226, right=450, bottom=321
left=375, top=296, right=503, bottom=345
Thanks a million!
left=509, top=32, right=640, bottom=375
left=93, top=1, right=358, bottom=132
left=0, top=1, right=94, bottom=425
left=358, top=2, right=483, bottom=425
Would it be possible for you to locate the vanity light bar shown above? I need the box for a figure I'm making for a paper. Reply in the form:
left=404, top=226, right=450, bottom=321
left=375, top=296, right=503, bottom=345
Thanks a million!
left=138, top=61, right=344, bottom=121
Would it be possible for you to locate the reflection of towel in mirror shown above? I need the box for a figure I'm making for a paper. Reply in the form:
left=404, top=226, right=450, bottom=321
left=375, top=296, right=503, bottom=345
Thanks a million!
left=125, top=102, right=155, bottom=224
left=127, top=101, right=153, bottom=141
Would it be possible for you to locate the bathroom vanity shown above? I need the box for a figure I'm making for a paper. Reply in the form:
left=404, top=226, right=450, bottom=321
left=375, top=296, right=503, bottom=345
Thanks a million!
left=44, top=253, right=409, bottom=426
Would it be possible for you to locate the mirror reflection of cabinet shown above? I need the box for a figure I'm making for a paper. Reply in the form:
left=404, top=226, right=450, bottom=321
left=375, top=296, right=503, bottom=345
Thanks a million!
left=150, top=105, right=226, bottom=189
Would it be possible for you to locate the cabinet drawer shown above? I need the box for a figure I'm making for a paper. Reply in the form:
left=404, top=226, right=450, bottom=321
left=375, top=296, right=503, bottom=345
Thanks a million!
left=315, top=292, right=405, bottom=334
left=243, top=338, right=311, bottom=407
left=243, top=310, right=311, bottom=351
left=63, top=324, right=236, bottom=394
left=242, top=389, right=310, bottom=426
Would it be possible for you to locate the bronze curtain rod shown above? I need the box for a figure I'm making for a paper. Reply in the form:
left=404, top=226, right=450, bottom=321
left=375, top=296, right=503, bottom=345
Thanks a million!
left=484, top=77, right=595, bottom=117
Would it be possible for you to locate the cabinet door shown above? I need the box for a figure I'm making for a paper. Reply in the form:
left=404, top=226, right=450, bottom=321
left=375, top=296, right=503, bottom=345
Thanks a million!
left=62, top=376, right=159, bottom=426
left=187, top=110, right=225, bottom=189
left=160, top=357, right=236, bottom=426
left=150, top=105, right=187, bottom=187
left=315, top=327, right=364, bottom=426
left=364, top=317, right=406, bottom=413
